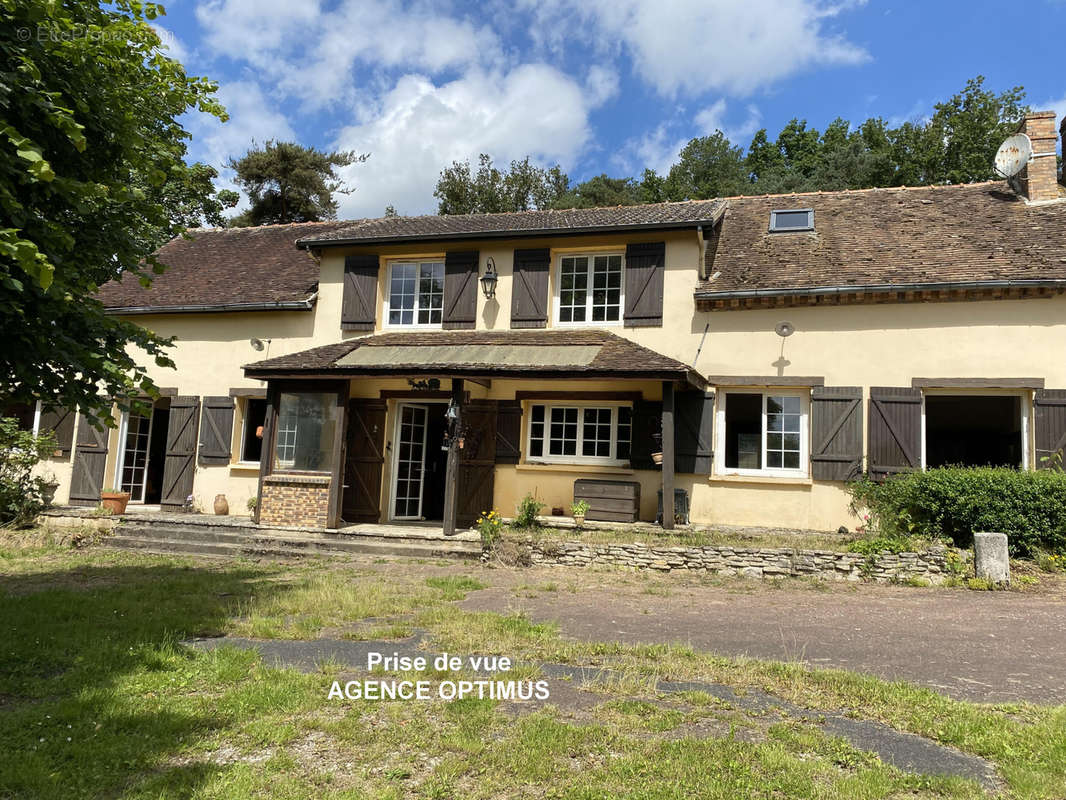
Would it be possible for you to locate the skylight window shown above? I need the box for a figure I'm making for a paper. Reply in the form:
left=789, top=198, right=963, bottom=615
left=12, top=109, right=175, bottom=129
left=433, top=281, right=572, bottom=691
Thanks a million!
left=769, top=209, right=814, bottom=232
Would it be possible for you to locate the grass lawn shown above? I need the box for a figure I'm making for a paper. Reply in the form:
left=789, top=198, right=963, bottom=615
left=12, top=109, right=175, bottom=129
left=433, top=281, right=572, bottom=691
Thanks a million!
left=1, top=534, right=1063, bottom=799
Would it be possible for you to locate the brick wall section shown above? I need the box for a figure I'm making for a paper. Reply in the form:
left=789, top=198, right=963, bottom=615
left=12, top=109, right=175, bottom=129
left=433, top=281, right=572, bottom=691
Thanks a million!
left=505, top=540, right=969, bottom=584
left=1019, top=111, right=1059, bottom=202
left=259, top=474, right=331, bottom=528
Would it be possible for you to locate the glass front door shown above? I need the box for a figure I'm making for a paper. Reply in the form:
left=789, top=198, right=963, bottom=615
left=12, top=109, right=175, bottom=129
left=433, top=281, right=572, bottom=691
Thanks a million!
left=393, top=404, right=428, bottom=520
left=118, top=411, right=153, bottom=503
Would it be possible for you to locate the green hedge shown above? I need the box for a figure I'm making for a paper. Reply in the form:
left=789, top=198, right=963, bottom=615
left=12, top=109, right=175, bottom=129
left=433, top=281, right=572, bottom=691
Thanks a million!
left=847, top=467, right=1066, bottom=558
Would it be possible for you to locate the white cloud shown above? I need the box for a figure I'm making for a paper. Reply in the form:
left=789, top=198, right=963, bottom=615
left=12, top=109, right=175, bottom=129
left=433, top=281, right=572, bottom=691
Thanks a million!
left=332, top=65, right=593, bottom=217
left=520, top=0, right=869, bottom=96
left=585, top=65, right=620, bottom=108
left=151, top=24, right=189, bottom=63
left=694, top=100, right=762, bottom=142
left=195, top=0, right=500, bottom=111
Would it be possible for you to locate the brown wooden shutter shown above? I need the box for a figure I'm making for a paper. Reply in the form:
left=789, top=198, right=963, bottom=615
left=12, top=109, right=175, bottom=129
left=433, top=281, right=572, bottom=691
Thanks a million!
left=457, top=401, right=497, bottom=527
left=811, top=386, right=863, bottom=481
left=198, top=396, right=234, bottom=465
left=1034, top=389, right=1066, bottom=469
left=442, top=250, right=478, bottom=329
left=510, top=248, right=550, bottom=329
left=342, top=399, right=386, bottom=523
left=868, top=387, right=921, bottom=480
left=629, top=399, right=663, bottom=470
left=623, top=242, right=665, bottom=328
left=161, top=396, right=200, bottom=510
left=69, top=415, right=109, bottom=506
left=495, top=401, right=522, bottom=464
left=342, top=254, right=379, bottom=331
left=39, top=407, right=75, bottom=455
left=675, top=390, right=714, bottom=473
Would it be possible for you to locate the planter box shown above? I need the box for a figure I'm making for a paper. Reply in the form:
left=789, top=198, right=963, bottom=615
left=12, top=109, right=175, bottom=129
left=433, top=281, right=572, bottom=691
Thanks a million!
left=573, top=479, right=641, bottom=523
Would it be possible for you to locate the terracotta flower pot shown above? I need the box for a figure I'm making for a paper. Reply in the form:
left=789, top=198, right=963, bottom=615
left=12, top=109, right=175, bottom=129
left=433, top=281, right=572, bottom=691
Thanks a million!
left=213, top=494, right=229, bottom=516
left=100, top=491, right=130, bottom=515
left=573, top=514, right=585, bottom=527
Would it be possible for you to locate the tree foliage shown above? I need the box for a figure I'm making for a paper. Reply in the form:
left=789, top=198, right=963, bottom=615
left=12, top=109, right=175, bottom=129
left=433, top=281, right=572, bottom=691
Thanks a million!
left=433, top=77, right=1033, bottom=215
left=1, top=0, right=233, bottom=424
left=227, top=141, right=367, bottom=226
left=434, top=154, right=569, bottom=214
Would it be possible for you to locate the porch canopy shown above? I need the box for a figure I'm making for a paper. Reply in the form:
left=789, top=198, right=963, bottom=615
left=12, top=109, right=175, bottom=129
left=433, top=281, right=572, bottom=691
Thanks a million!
left=244, top=330, right=705, bottom=533
left=243, top=329, right=705, bottom=387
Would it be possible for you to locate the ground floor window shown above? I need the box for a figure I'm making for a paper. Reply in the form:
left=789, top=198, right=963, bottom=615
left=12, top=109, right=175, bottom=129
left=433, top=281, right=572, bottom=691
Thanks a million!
left=273, top=392, right=339, bottom=472
left=718, top=391, right=808, bottom=476
left=527, top=403, right=632, bottom=465
left=240, top=398, right=267, bottom=463
left=924, top=394, right=1024, bottom=468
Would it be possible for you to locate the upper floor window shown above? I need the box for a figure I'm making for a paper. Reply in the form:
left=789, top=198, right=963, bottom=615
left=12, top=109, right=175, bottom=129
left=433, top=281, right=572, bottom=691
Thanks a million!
left=527, top=402, right=631, bottom=465
left=716, top=391, right=809, bottom=477
left=769, top=209, right=814, bottom=232
left=386, top=261, right=444, bottom=327
left=555, top=253, right=624, bottom=325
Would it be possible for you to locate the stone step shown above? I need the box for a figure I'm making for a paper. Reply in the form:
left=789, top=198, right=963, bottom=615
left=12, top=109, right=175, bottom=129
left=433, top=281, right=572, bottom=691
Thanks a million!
left=103, top=533, right=481, bottom=561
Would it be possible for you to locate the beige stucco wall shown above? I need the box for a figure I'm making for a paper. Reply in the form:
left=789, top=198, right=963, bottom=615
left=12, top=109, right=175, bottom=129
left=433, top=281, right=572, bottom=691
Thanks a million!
left=49, top=226, right=1066, bottom=530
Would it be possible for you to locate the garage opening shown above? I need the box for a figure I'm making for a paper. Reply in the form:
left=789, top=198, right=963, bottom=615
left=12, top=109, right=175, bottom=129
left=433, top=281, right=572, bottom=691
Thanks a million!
left=925, top=395, right=1022, bottom=468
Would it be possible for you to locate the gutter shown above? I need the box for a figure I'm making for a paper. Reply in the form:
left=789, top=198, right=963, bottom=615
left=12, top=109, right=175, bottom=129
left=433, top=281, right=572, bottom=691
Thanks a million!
left=105, top=295, right=317, bottom=315
left=694, top=278, right=1066, bottom=302
left=296, top=214, right=726, bottom=249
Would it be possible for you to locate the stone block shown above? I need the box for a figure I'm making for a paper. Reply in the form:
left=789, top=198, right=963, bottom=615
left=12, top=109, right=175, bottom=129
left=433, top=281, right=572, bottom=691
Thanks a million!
left=973, top=532, right=1010, bottom=586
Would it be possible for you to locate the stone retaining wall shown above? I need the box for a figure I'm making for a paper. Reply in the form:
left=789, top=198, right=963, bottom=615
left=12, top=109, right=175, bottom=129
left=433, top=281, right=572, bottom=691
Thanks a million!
left=508, top=539, right=968, bottom=583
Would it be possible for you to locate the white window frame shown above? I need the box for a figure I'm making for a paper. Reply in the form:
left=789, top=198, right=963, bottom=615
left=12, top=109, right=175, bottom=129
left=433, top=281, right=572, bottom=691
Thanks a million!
left=714, top=390, right=810, bottom=478
left=525, top=401, right=632, bottom=466
left=384, top=259, right=446, bottom=329
left=769, top=208, right=814, bottom=232
left=237, top=397, right=267, bottom=466
left=552, top=251, right=625, bottom=327
left=919, top=389, right=1031, bottom=471
left=114, top=408, right=156, bottom=503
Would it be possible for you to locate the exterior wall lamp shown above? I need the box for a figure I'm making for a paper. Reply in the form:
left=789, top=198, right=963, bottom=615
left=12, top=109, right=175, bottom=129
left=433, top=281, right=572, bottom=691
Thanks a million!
left=480, top=256, right=498, bottom=299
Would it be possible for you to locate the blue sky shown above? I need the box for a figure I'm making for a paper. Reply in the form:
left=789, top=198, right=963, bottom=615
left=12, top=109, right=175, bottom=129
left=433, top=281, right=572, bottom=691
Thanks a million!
left=155, top=0, right=1066, bottom=219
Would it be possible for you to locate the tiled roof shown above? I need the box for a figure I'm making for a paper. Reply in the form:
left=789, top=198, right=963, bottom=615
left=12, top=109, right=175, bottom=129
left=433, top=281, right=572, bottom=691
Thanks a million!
left=297, top=200, right=726, bottom=245
left=696, top=182, right=1066, bottom=298
left=97, top=221, right=358, bottom=312
left=243, top=329, right=703, bottom=384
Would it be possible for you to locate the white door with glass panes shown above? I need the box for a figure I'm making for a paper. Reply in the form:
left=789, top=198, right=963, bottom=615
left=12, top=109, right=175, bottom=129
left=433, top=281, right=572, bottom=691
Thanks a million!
left=393, top=404, right=429, bottom=519
left=116, top=411, right=154, bottom=503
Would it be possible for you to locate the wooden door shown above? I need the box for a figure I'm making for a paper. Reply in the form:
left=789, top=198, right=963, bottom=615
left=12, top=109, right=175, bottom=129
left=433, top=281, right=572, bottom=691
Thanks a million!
left=160, top=396, right=201, bottom=510
left=69, top=415, right=109, bottom=506
left=343, top=399, right=386, bottom=523
left=456, top=401, right=497, bottom=528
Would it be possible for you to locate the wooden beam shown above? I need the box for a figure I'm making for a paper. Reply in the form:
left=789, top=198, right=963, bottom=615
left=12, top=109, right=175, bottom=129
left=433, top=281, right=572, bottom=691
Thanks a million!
left=327, top=387, right=348, bottom=529
left=706, top=376, right=824, bottom=387
left=911, top=377, right=1045, bottom=390
left=514, top=390, right=643, bottom=402
left=661, top=381, right=675, bottom=531
left=253, top=384, right=279, bottom=526
left=442, top=378, right=464, bottom=536
left=228, top=387, right=268, bottom=398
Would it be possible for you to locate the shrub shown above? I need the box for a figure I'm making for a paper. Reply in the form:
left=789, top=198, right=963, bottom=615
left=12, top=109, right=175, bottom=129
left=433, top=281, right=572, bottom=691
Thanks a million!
left=0, top=417, right=58, bottom=527
left=475, top=509, right=502, bottom=548
left=513, top=492, right=544, bottom=530
left=570, top=500, right=590, bottom=517
left=847, top=467, right=1066, bottom=558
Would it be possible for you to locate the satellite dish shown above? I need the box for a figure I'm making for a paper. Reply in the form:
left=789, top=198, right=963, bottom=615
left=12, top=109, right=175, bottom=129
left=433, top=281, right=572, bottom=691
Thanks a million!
left=994, top=133, right=1032, bottom=178
left=775, top=321, right=795, bottom=338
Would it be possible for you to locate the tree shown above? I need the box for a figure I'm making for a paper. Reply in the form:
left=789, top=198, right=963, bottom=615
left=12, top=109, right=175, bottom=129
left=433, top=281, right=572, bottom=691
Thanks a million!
left=553, top=174, right=643, bottom=209
left=227, top=141, right=367, bottom=227
left=664, top=132, right=749, bottom=200
left=1, top=0, right=232, bottom=424
left=383, top=204, right=399, bottom=217
left=434, top=154, right=569, bottom=214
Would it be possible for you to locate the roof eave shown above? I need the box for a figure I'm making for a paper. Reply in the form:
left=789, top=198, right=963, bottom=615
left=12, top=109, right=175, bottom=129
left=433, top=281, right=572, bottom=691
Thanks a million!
left=105, top=298, right=316, bottom=315
left=296, top=214, right=725, bottom=250
left=694, top=278, right=1066, bottom=302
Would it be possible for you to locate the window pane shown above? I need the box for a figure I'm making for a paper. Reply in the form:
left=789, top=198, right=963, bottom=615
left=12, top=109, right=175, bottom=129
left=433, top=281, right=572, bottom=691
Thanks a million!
left=581, top=407, right=612, bottom=458
left=416, top=262, right=444, bottom=325
left=273, top=392, right=339, bottom=472
left=765, top=395, right=802, bottom=471
left=589, top=254, right=622, bottom=323
left=559, top=256, right=590, bottom=322
left=241, top=398, right=267, bottom=462
left=724, top=393, right=762, bottom=469
left=549, top=407, right=579, bottom=456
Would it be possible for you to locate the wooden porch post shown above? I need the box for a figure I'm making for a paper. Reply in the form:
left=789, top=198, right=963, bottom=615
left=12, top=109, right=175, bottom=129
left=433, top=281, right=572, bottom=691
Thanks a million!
left=661, top=380, right=675, bottom=530
left=327, top=383, right=348, bottom=529
left=253, top=383, right=278, bottom=526
left=442, top=378, right=464, bottom=536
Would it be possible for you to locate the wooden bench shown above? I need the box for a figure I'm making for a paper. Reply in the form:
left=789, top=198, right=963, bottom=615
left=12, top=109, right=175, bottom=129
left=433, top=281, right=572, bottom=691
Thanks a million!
left=573, top=479, right=641, bottom=523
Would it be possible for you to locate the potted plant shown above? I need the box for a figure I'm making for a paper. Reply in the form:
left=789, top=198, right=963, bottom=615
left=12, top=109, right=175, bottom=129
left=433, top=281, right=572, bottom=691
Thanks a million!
left=650, top=430, right=664, bottom=465
left=100, top=488, right=130, bottom=515
left=571, top=499, right=590, bottom=527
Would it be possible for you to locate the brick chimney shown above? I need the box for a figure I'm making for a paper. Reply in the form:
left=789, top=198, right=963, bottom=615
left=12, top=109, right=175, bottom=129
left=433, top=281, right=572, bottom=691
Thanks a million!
left=1015, top=111, right=1059, bottom=202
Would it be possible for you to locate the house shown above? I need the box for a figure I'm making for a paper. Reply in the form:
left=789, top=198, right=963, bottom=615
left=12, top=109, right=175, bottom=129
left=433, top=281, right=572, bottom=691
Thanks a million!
left=32, top=111, right=1066, bottom=534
